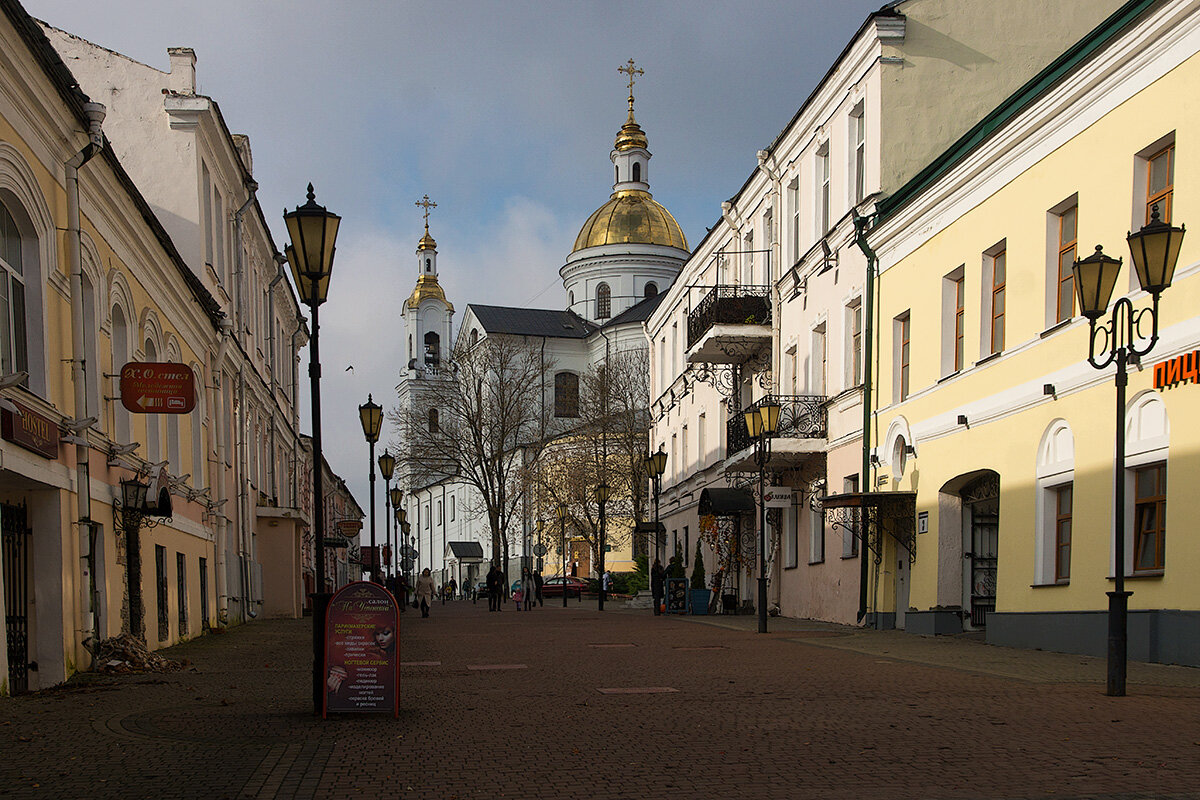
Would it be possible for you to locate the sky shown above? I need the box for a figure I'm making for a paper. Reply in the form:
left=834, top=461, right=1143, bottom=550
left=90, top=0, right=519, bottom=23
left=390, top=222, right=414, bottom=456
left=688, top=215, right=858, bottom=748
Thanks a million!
left=25, top=0, right=882, bottom=518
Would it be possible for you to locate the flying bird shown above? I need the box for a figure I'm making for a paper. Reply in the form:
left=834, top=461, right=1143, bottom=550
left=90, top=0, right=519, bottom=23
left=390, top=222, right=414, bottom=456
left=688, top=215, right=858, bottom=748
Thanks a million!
left=345, top=365, right=354, bottom=372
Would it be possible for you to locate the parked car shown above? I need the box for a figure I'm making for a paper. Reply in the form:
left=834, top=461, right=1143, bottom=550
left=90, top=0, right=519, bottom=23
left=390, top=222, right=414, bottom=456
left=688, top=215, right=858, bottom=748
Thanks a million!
left=539, top=576, right=588, bottom=598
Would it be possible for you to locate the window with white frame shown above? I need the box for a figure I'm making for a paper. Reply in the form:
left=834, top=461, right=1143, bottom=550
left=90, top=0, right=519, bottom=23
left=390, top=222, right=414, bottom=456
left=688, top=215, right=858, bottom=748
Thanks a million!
left=763, top=209, right=773, bottom=284
left=893, top=311, right=911, bottom=403
left=940, top=266, right=965, bottom=377
left=810, top=324, right=827, bottom=395
left=111, top=304, right=131, bottom=444
left=784, top=504, right=798, bottom=569
left=789, top=178, right=800, bottom=264
left=980, top=240, right=1006, bottom=357
left=144, top=339, right=161, bottom=463
left=1046, top=196, right=1078, bottom=327
left=846, top=298, right=863, bottom=387
left=1138, top=133, right=1175, bottom=225
left=697, top=413, right=706, bottom=463
left=809, top=499, right=825, bottom=564
left=850, top=101, right=866, bottom=204
left=0, top=201, right=29, bottom=381
left=817, top=141, right=831, bottom=234
left=1125, top=393, right=1169, bottom=576
left=744, top=232, right=754, bottom=285
left=1035, top=420, right=1074, bottom=585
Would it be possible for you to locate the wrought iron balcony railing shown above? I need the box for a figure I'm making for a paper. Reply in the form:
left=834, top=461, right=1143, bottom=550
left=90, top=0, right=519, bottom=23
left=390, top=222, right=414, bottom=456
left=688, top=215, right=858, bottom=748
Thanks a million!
left=725, top=394, right=828, bottom=457
left=687, top=284, right=772, bottom=351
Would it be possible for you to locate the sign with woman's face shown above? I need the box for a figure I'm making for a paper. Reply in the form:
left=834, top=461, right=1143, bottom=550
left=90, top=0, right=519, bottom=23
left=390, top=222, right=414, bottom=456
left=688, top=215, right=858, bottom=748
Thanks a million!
left=324, top=581, right=401, bottom=717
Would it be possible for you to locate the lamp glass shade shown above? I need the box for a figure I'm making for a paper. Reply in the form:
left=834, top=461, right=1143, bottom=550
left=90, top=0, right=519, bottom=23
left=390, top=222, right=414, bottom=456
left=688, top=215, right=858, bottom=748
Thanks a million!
left=359, top=394, right=383, bottom=442
left=1128, top=208, right=1185, bottom=295
left=397, top=509, right=408, bottom=525
left=647, top=449, right=667, bottom=477
left=121, top=479, right=147, bottom=509
left=377, top=450, right=395, bottom=481
left=744, top=409, right=763, bottom=438
left=283, top=184, right=340, bottom=306
left=394, top=508, right=403, bottom=525
left=556, top=503, right=569, bottom=520
left=389, top=487, right=403, bottom=507
left=1071, top=245, right=1122, bottom=320
left=593, top=484, right=612, bottom=504
left=759, top=402, right=782, bottom=435
left=401, top=521, right=410, bottom=535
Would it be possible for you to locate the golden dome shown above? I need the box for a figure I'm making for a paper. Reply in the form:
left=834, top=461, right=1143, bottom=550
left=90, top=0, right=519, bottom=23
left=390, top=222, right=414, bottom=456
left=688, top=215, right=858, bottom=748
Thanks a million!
left=417, top=231, right=437, bottom=251
left=406, top=275, right=454, bottom=312
left=614, top=108, right=648, bottom=152
left=572, top=189, right=688, bottom=253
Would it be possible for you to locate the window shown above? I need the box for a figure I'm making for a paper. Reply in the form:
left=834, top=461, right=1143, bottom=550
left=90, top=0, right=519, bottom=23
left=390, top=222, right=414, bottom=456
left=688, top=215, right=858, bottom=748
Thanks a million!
left=763, top=209, right=773, bottom=284
left=1133, top=463, right=1166, bottom=573
left=1056, top=204, right=1077, bottom=324
left=683, top=526, right=689, bottom=567
left=0, top=201, right=28, bottom=378
left=1146, top=142, right=1174, bottom=223
left=1054, top=485, right=1072, bottom=582
left=817, top=142, right=831, bottom=234
left=671, top=322, right=678, bottom=378
left=202, top=163, right=213, bottom=266
left=643, top=282, right=657, bottom=299
left=850, top=101, right=866, bottom=204
left=596, top=283, right=611, bottom=319
left=424, top=331, right=440, bottom=366
left=940, top=267, right=965, bottom=377
left=437, top=500, right=443, bottom=527
left=177, top=552, right=188, bottom=633
left=809, top=501, right=825, bottom=564
left=156, top=544, right=168, bottom=640
left=811, top=324, right=826, bottom=395
left=632, top=162, right=641, bottom=182
left=847, top=299, right=862, bottom=386
left=681, top=425, right=688, bottom=471
left=990, top=247, right=1006, bottom=354
left=787, top=347, right=798, bottom=395
left=743, top=232, right=754, bottom=285
left=450, top=495, right=455, bottom=522
left=428, top=408, right=439, bottom=432
left=554, top=372, right=579, bottom=418
left=144, top=340, right=161, bottom=462
left=425, top=257, right=432, bottom=273
left=214, top=187, right=226, bottom=285
left=954, top=277, right=964, bottom=372
left=842, top=475, right=859, bottom=558
left=697, top=413, right=706, bottom=462
left=789, top=178, right=800, bottom=263
left=469, top=328, right=479, bottom=348
left=569, top=290, right=575, bottom=308
left=894, top=312, right=911, bottom=402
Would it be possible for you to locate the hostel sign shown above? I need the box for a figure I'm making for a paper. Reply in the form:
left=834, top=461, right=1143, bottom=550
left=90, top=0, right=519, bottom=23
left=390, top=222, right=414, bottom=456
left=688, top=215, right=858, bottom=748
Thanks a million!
left=1, top=401, right=59, bottom=459
left=1153, top=351, right=1200, bottom=390
left=119, top=362, right=196, bottom=414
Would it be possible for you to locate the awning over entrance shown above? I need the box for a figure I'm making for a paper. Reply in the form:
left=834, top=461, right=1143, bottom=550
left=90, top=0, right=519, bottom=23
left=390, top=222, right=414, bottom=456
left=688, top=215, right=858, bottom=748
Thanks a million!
left=822, top=491, right=917, bottom=563
left=699, top=488, right=755, bottom=516
left=446, top=541, right=484, bottom=562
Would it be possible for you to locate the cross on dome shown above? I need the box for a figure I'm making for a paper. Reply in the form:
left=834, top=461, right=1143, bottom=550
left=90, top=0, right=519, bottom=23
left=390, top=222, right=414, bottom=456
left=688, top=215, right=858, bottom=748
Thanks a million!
left=415, top=194, right=437, bottom=232
left=618, top=58, right=644, bottom=112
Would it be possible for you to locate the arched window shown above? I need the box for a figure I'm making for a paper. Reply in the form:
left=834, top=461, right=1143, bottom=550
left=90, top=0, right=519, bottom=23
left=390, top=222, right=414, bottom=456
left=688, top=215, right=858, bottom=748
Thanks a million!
left=596, top=282, right=611, bottom=320
left=0, top=201, right=29, bottom=379
left=632, top=162, right=641, bottom=182
left=144, top=339, right=161, bottom=462
left=424, top=331, right=440, bottom=366
left=469, top=328, right=479, bottom=348
left=643, top=282, right=658, bottom=299
left=615, top=165, right=619, bottom=184
left=554, top=372, right=579, bottom=418
left=1035, top=420, right=1075, bottom=585
left=569, top=290, right=575, bottom=308
left=425, top=258, right=432, bottom=273
left=111, top=305, right=131, bottom=444
left=428, top=408, right=439, bottom=433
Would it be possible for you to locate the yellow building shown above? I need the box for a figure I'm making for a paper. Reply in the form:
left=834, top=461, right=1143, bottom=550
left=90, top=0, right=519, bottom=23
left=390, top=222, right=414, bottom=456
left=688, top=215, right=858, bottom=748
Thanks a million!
left=865, top=0, right=1200, bottom=664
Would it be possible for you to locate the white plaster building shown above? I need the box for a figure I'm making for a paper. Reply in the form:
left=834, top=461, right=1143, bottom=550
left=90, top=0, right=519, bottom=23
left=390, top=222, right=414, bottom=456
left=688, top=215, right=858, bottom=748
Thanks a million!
left=646, top=0, right=1125, bottom=626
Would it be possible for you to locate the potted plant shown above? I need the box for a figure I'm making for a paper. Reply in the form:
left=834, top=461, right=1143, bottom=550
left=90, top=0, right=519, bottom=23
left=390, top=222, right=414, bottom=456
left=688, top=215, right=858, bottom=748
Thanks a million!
left=689, top=540, right=711, bottom=615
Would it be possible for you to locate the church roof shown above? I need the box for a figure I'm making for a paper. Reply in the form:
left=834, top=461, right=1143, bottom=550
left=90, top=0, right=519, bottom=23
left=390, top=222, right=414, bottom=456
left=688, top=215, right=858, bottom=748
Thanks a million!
left=572, top=189, right=688, bottom=253
left=602, top=292, right=665, bottom=328
left=468, top=305, right=597, bottom=339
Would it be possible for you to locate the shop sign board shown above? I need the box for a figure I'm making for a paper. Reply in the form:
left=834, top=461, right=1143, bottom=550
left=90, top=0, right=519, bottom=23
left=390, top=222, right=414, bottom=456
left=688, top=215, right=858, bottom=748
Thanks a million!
left=1, top=401, right=59, bottom=459
left=666, top=577, right=688, bottom=614
left=1154, top=351, right=1200, bottom=390
left=323, top=581, right=399, bottom=718
left=120, top=362, right=196, bottom=414
left=763, top=486, right=793, bottom=508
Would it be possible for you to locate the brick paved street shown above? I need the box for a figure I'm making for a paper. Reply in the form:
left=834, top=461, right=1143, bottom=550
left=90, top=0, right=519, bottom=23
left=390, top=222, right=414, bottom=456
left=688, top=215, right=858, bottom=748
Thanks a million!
left=3, top=597, right=1200, bottom=800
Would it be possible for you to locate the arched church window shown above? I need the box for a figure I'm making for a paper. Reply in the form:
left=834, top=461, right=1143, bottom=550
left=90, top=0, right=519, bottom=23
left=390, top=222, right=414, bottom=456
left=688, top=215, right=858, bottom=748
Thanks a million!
left=615, top=166, right=619, bottom=184
left=596, top=282, right=611, bottom=320
left=554, top=372, right=579, bottom=418
left=469, top=328, right=479, bottom=348
left=644, top=282, right=657, bottom=299
left=569, top=291, right=575, bottom=309
left=428, top=408, right=439, bottom=433
left=0, top=201, right=29, bottom=379
left=632, top=162, right=641, bottom=182
left=425, top=258, right=432, bottom=273
left=424, top=331, right=440, bottom=366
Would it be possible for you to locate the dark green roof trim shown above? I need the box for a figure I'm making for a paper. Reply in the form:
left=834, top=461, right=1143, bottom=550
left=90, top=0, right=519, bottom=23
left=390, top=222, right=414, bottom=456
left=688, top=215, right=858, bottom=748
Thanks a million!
left=874, top=0, right=1157, bottom=226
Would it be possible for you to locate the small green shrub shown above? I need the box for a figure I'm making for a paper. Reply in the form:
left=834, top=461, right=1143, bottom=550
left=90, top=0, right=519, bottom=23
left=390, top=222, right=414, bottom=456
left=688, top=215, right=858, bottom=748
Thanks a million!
left=690, top=540, right=706, bottom=590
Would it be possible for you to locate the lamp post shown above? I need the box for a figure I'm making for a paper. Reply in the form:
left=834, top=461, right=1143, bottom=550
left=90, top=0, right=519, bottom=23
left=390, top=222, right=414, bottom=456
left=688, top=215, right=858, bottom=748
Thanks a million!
left=284, top=183, right=341, bottom=715
left=400, top=516, right=412, bottom=603
left=593, top=483, right=611, bottom=611
left=644, top=448, right=667, bottom=565
left=1071, top=206, right=1183, bottom=697
left=745, top=401, right=781, bottom=634
left=390, top=487, right=403, bottom=582
left=358, top=395, right=383, bottom=582
left=378, top=450, right=395, bottom=583
left=556, top=502, right=569, bottom=608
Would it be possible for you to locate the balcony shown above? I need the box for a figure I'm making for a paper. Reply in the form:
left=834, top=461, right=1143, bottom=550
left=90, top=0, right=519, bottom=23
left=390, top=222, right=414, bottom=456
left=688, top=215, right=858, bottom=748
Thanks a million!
left=686, top=285, right=772, bottom=364
left=725, top=394, right=827, bottom=470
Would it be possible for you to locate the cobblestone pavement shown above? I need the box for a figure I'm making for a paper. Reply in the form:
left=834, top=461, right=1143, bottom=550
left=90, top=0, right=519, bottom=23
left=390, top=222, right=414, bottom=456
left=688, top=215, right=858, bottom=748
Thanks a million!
left=2, top=597, right=1200, bottom=800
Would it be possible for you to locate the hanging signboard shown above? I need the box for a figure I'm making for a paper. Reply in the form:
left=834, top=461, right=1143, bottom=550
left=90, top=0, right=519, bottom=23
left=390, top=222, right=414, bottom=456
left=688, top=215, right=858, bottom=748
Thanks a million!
left=119, top=362, right=196, bottom=414
left=1, top=401, right=59, bottom=459
left=324, top=581, right=400, bottom=718
left=666, top=577, right=688, bottom=614
left=763, top=486, right=794, bottom=508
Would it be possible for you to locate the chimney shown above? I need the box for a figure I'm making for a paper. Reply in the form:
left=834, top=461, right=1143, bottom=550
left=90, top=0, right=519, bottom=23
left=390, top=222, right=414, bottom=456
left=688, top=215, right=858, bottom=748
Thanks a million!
left=167, top=47, right=196, bottom=94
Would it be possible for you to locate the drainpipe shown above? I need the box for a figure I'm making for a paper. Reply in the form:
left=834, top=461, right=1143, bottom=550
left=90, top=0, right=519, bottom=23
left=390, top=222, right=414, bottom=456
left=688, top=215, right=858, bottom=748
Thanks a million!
left=852, top=210, right=877, bottom=625
left=233, top=183, right=259, bottom=619
left=66, top=101, right=106, bottom=662
left=213, top=317, right=233, bottom=623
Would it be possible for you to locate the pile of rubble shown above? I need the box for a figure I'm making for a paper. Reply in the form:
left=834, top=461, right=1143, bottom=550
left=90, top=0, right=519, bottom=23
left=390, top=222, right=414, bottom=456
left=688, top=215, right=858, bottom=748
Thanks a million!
left=92, top=633, right=183, bottom=674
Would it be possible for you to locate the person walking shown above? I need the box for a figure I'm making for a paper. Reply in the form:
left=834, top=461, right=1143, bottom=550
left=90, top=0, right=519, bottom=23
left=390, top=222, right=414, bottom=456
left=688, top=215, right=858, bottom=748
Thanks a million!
left=449, top=577, right=458, bottom=601
left=415, top=568, right=435, bottom=618
left=533, top=569, right=544, bottom=607
left=522, top=568, right=534, bottom=611
left=650, top=558, right=665, bottom=616
left=487, top=564, right=502, bottom=612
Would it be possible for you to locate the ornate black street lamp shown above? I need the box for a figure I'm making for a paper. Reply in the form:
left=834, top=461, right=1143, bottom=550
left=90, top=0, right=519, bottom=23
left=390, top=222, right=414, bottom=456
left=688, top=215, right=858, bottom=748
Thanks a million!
left=1072, top=206, right=1183, bottom=697
left=358, top=395, right=383, bottom=582
left=593, top=483, right=611, bottom=611
left=644, top=448, right=667, bottom=564
left=378, top=450, right=395, bottom=582
left=284, top=183, right=341, bottom=716
left=556, top=502, right=569, bottom=608
left=745, top=401, right=781, bottom=634
left=389, top=487, right=403, bottom=581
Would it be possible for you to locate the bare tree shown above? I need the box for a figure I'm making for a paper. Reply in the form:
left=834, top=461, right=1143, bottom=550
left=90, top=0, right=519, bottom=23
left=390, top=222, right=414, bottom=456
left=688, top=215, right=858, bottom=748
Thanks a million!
left=400, top=335, right=553, bottom=570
